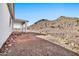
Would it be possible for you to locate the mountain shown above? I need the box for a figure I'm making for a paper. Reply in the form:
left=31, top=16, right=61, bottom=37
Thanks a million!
left=28, top=16, right=79, bottom=31
left=28, top=19, right=56, bottom=30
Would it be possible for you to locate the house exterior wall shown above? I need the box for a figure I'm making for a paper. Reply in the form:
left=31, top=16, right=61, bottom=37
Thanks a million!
left=13, top=22, right=27, bottom=32
left=0, top=3, right=13, bottom=48
left=13, top=22, right=23, bottom=32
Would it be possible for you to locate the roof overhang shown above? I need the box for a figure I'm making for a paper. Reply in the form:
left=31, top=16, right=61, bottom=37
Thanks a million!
left=7, top=3, right=15, bottom=20
left=14, top=19, right=28, bottom=25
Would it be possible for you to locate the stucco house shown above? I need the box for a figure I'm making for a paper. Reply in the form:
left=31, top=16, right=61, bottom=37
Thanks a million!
left=13, top=19, right=28, bottom=32
left=0, top=3, right=29, bottom=49
left=0, top=3, right=15, bottom=48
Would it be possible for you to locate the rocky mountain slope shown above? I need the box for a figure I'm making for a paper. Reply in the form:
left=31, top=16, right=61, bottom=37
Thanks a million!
left=28, top=16, right=79, bottom=31
left=27, top=16, right=79, bottom=54
left=28, top=19, right=55, bottom=30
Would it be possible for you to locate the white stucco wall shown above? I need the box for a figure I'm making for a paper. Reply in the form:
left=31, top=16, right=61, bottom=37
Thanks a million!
left=14, top=23, right=22, bottom=29
left=13, top=22, right=27, bottom=32
left=0, top=4, right=13, bottom=48
left=13, top=23, right=23, bottom=32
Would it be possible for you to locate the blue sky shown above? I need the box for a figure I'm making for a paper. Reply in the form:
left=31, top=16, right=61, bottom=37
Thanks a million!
left=15, top=3, right=79, bottom=25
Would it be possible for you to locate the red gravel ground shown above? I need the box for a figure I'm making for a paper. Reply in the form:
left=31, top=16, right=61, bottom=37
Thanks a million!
left=0, top=32, right=79, bottom=56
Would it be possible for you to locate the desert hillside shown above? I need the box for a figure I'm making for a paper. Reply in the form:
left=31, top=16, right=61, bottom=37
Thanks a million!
left=28, top=19, right=55, bottom=30
left=28, top=16, right=79, bottom=31
left=28, top=16, right=79, bottom=54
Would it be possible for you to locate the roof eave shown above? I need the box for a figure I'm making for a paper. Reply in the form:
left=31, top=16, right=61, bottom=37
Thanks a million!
left=7, top=3, right=15, bottom=20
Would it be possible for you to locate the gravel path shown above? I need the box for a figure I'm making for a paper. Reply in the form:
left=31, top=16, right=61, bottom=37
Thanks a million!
left=0, top=32, right=79, bottom=56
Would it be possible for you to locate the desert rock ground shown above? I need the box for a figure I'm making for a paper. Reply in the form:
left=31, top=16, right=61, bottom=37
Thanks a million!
left=0, top=32, right=78, bottom=56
